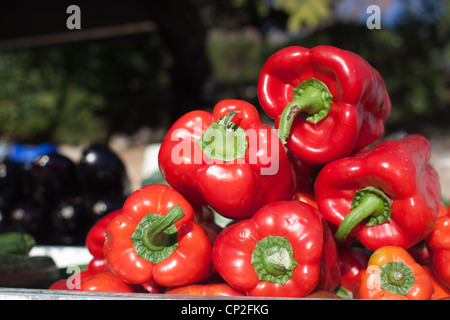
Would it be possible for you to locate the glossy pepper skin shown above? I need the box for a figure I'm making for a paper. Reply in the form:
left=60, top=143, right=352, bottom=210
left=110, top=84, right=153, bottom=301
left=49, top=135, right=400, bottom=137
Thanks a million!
left=49, top=269, right=95, bottom=290
left=358, top=246, right=433, bottom=300
left=423, top=265, right=450, bottom=300
left=158, top=99, right=294, bottom=220
left=104, top=184, right=212, bottom=287
left=212, top=201, right=340, bottom=297
left=305, top=291, right=341, bottom=299
left=257, top=45, right=391, bottom=165
left=86, top=208, right=122, bottom=258
left=315, top=134, right=441, bottom=251
left=85, top=209, right=123, bottom=273
left=289, top=152, right=317, bottom=206
left=426, top=203, right=450, bottom=288
left=87, top=257, right=110, bottom=274
left=165, top=283, right=245, bottom=296
left=338, top=247, right=370, bottom=292
left=78, top=272, right=146, bottom=293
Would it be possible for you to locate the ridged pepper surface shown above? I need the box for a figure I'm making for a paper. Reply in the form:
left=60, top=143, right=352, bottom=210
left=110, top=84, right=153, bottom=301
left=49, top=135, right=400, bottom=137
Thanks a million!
left=212, top=201, right=340, bottom=297
left=158, top=99, right=294, bottom=220
left=315, top=134, right=441, bottom=251
left=104, top=184, right=212, bottom=287
left=257, top=45, right=391, bottom=165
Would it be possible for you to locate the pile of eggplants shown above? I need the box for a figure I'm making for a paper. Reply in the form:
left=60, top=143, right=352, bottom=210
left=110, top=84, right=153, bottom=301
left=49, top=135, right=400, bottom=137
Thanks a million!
left=0, top=144, right=128, bottom=245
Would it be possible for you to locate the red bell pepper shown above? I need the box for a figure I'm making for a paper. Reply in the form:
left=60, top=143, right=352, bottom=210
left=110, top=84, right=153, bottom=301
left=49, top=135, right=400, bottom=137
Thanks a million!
left=84, top=208, right=123, bottom=274
left=350, top=269, right=365, bottom=298
left=48, top=279, right=69, bottom=290
left=165, top=283, right=245, bottom=296
left=423, top=265, right=450, bottom=300
left=257, top=45, right=391, bottom=165
left=305, top=291, right=341, bottom=299
left=290, top=153, right=319, bottom=209
left=407, top=241, right=430, bottom=266
left=426, top=202, right=450, bottom=288
left=406, top=202, right=445, bottom=266
left=49, top=269, right=96, bottom=290
left=141, top=279, right=164, bottom=294
left=315, top=134, right=441, bottom=251
left=103, top=184, right=212, bottom=287
left=78, top=272, right=146, bottom=293
left=212, top=200, right=340, bottom=297
left=87, top=257, right=110, bottom=274
left=439, top=201, right=448, bottom=216
left=357, top=246, right=433, bottom=300
left=193, top=205, right=223, bottom=238
left=292, top=190, right=318, bottom=209
left=337, top=247, right=370, bottom=292
left=158, top=99, right=295, bottom=220
left=289, top=152, right=316, bottom=193
left=85, top=208, right=122, bottom=258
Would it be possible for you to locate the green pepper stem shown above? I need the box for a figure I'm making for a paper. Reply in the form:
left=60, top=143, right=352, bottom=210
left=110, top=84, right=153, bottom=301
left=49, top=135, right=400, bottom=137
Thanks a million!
left=389, top=270, right=406, bottom=286
left=278, top=78, right=332, bottom=144
left=262, top=247, right=292, bottom=276
left=143, top=206, right=184, bottom=251
left=197, top=110, right=248, bottom=162
left=380, top=262, right=415, bottom=295
left=251, top=236, right=297, bottom=285
left=335, top=191, right=387, bottom=242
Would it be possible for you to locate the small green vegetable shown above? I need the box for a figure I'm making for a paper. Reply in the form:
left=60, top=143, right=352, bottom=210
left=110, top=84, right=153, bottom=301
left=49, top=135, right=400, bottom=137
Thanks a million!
left=0, top=232, right=36, bottom=255
left=0, top=253, right=60, bottom=288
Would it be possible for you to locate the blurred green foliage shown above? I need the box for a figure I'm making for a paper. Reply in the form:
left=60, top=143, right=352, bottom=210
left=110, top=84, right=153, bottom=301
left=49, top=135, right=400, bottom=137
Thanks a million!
left=0, top=33, right=169, bottom=144
left=231, top=0, right=332, bottom=31
left=0, top=1, right=448, bottom=145
left=297, top=22, right=449, bottom=128
left=211, top=0, right=450, bottom=130
left=207, top=31, right=265, bottom=84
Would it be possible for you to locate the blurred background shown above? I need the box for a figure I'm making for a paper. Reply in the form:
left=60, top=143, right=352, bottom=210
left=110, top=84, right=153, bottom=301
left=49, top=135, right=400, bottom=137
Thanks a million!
left=1, top=0, right=448, bottom=144
left=0, top=0, right=449, bottom=244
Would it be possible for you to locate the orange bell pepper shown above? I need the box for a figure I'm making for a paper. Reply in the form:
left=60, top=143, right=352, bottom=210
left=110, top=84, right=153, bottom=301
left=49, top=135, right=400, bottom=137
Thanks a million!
left=358, top=246, right=433, bottom=300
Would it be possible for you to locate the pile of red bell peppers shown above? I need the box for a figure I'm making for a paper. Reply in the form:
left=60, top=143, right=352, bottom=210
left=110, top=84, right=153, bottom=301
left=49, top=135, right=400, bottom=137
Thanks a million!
left=49, top=45, right=449, bottom=300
